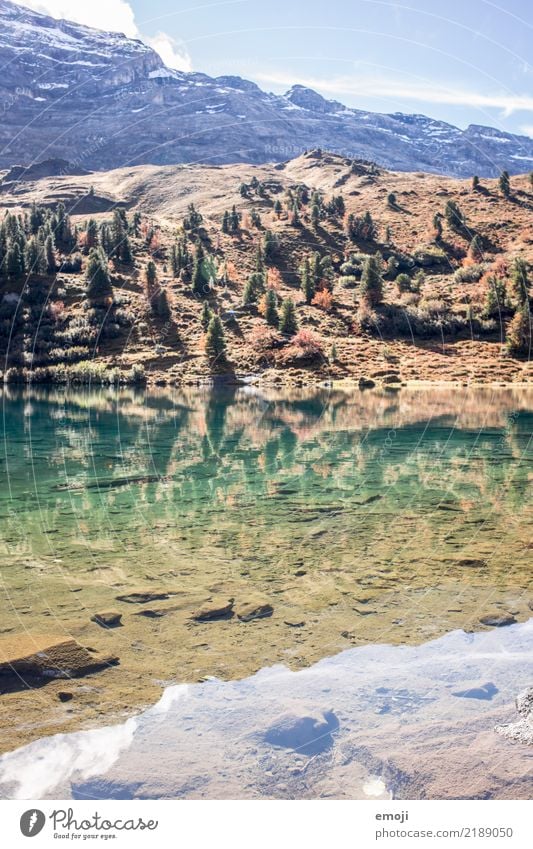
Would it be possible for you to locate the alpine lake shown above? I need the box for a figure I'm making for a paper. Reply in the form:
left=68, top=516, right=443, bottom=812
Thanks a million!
left=0, top=383, right=531, bottom=799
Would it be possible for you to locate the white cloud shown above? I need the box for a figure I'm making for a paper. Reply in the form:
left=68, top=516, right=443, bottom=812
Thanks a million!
left=145, top=32, right=192, bottom=72
left=520, top=125, right=533, bottom=138
left=14, top=0, right=192, bottom=70
left=256, top=70, right=533, bottom=117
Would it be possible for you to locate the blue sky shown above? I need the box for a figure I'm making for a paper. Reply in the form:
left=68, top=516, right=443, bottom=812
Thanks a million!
left=20, top=0, right=533, bottom=136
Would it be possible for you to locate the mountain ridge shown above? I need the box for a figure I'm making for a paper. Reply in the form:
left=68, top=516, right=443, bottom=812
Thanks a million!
left=1, top=0, right=533, bottom=177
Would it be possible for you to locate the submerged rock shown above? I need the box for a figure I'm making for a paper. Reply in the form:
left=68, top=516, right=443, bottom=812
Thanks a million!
left=0, top=635, right=118, bottom=679
left=496, top=687, right=533, bottom=745
left=263, top=710, right=340, bottom=756
left=452, top=682, right=498, bottom=700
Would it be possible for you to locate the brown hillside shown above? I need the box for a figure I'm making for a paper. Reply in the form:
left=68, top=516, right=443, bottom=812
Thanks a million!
left=1, top=150, right=532, bottom=386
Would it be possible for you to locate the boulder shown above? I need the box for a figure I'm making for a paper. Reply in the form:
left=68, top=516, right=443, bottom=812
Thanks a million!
left=116, top=590, right=170, bottom=604
left=235, top=599, right=273, bottom=622
left=191, top=598, right=234, bottom=622
left=0, top=635, right=118, bottom=678
left=495, top=687, right=533, bottom=745
left=91, top=611, right=122, bottom=628
left=480, top=614, right=517, bottom=627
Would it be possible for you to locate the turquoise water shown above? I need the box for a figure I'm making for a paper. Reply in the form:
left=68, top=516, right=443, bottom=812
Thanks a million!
left=0, top=383, right=532, bottom=775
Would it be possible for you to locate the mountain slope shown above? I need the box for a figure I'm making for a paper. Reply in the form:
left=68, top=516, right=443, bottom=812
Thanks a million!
left=1, top=0, right=533, bottom=177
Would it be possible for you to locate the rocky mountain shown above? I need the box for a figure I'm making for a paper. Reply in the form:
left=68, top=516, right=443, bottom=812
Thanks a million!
left=1, top=0, right=533, bottom=177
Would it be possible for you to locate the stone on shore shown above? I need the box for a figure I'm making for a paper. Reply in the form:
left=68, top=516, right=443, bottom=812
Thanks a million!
left=479, top=613, right=517, bottom=627
left=495, top=687, right=533, bottom=745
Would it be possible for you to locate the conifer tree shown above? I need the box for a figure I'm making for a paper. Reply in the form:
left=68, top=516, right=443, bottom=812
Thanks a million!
left=279, top=297, right=298, bottom=335
left=201, top=301, right=213, bottom=331
left=205, top=315, right=226, bottom=359
left=300, top=256, right=314, bottom=304
left=191, top=242, right=207, bottom=297
left=264, top=287, right=279, bottom=327
left=45, top=235, right=56, bottom=273
left=360, top=255, right=383, bottom=307
left=145, top=260, right=157, bottom=296
left=510, top=257, right=529, bottom=305
left=86, top=248, right=112, bottom=302
left=499, top=170, right=511, bottom=197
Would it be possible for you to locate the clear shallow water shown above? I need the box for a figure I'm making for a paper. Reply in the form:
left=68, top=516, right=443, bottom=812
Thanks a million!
left=0, top=383, right=532, bottom=788
left=0, top=619, right=531, bottom=800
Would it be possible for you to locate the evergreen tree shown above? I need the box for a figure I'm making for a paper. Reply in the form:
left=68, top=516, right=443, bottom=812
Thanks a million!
left=222, top=210, right=230, bottom=233
left=132, top=211, right=142, bottom=236
left=192, top=242, right=208, bottom=297
left=120, top=234, right=133, bottom=264
left=468, top=234, right=483, bottom=261
left=145, top=260, right=157, bottom=294
left=510, top=257, right=529, bottom=304
left=387, top=192, right=397, bottom=208
left=243, top=278, right=256, bottom=306
left=472, top=175, right=480, bottom=191
left=300, top=256, right=314, bottom=304
left=85, top=248, right=112, bottom=302
left=311, top=200, right=320, bottom=231
left=506, top=304, right=531, bottom=355
left=6, top=243, right=23, bottom=277
left=444, top=201, right=464, bottom=232
left=255, top=244, right=264, bottom=273
left=243, top=272, right=265, bottom=306
left=279, top=297, right=298, bottom=335
left=499, top=170, right=511, bottom=197
left=433, top=213, right=443, bottom=242
left=85, top=219, right=98, bottom=251
left=360, top=255, right=383, bottom=307
left=111, top=210, right=125, bottom=257
left=153, top=288, right=170, bottom=319
left=484, top=275, right=507, bottom=318
left=170, top=244, right=179, bottom=276
left=99, top=223, right=113, bottom=256
left=205, top=315, right=226, bottom=359
left=229, top=205, right=240, bottom=233
left=264, top=288, right=279, bottom=327
left=263, top=229, right=278, bottom=262
left=201, top=301, right=213, bottom=331
left=24, top=237, right=46, bottom=274
left=273, top=199, right=282, bottom=218
left=183, top=203, right=203, bottom=233
left=290, top=201, right=300, bottom=226
left=45, top=235, right=56, bottom=273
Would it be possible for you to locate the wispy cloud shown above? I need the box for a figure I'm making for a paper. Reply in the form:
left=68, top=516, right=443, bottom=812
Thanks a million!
left=255, top=71, right=533, bottom=117
left=14, top=0, right=192, bottom=71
